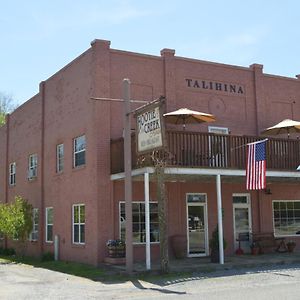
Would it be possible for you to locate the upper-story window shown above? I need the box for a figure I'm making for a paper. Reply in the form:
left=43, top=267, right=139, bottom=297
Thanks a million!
left=56, top=144, right=64, bottom=173
left=9, top=162, right=16, bottom=186
left=73, top=135, right=86, bottom=168
left=28, top=154, right=37, bottom=180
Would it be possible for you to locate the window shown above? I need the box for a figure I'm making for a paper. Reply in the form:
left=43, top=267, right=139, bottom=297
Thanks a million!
left=9, top=162, right=16, bottom=186
left=208, top=126, right=229, bottom=168
left=29, top=208, right=39, bottom=241
left=233, top=195, right=249, bottom=204
left=28, top=154, right=37, bottom=180
left=72, top=204, right=85, bottom=244
left=56, top=144, right=64, bottom=173
left=119, top=202, right=159, bottom=244
left=46, top=207, right=53, bottom=242
left=73, top=135, right=86, bottom=167
left=273, top=201, right=300, bottom=236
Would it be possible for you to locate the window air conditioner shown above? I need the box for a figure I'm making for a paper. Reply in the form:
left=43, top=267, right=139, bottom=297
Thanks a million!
left=29, top=231, right=38, bottom=241
left=28, top=168, right=37, bottom=179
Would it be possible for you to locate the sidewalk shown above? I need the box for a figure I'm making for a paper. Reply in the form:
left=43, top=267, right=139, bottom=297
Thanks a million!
left=101, top=252, right=300, bottom=275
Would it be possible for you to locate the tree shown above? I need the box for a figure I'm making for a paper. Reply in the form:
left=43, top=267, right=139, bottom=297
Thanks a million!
left=0, top=196, right=33, bottom=245
left=0, top=92, right=17, bottom=126
left=151, top=151, right=169, bottom=274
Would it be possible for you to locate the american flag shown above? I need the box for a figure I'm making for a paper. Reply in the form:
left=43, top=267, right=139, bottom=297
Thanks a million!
left=246, top=139, right=267, bottom=190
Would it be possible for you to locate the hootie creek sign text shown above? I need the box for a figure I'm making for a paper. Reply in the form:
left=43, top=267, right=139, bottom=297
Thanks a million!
left=135, top=99, right=165, bottom=154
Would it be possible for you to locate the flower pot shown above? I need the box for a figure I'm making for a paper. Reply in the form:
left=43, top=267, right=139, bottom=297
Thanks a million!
left=210, top=248, right=220, bottom=263
left=107, top=246, right=125, bottom=258
left=251, top=247, right=260, bottom=255
left=171, top=235, right=187, bottom=259
left=287, top=243, right=296, bottom=253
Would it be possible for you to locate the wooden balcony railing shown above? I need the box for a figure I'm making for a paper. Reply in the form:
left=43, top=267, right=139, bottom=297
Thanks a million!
left=111, top=130, right=300, bottom=174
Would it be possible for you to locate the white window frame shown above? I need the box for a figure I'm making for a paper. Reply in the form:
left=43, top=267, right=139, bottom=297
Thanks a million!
left=72, top=204, right=85, bottom=245
left=208, top=126, right=229, bottom=135
left=273, top=200, right=300, bottom=237
left=9, top=162, right=16, bottom=186
left=208, top=126, right=229, bottom=167
left=73, top=135, right=86, bottom=168
left=29, top=208, right=39, bottom=241
left=56, top=144, right=64, bottom=173
left=119, top=201, right=159, bottom=245
left=28, top=153, right=38, bottom=180
left=45, top=207, right=53, bottom=243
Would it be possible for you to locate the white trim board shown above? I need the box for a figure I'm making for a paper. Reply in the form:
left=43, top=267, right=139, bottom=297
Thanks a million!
left=111, top=167, right=300, bottom=180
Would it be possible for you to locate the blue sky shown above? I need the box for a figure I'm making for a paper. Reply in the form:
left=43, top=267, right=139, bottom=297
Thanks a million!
left=1, top=0, right=300, bottom=105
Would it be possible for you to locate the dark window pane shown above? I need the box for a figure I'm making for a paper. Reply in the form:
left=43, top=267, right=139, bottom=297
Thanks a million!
left=281, top=210, right=287, bottom=218
left=47, top=225, right=53, bottom=242
left=80, top=225, right=85, bottom=243
left=75, top=152, right=85, bottom=167
left=280, top=202, right=287, bottom=210
left=80, top=205, right=85, bottom=223
left=74, top=206, right=79, bottom=223
left=47, top=208, right=53, bottom=224
left=74, top=225, right=79, bottom=243
left=288, top=210, right=295, bottom=219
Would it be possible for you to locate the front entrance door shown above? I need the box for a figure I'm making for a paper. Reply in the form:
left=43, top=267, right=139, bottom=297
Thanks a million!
left=233, top=194, right=252, bottom=253
left=186, top=194, right=208, bottom=257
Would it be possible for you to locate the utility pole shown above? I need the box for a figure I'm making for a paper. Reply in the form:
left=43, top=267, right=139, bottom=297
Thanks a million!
left=123, top=79, right=133, bottom=273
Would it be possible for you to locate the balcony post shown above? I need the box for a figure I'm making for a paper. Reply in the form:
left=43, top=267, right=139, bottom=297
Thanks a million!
left=144, top=172, right=151, bottom=270
left=216, top=174, right=224, bottom=264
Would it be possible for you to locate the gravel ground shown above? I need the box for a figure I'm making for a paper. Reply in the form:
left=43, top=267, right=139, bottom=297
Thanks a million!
left=1, top=262, right=300, bottom=299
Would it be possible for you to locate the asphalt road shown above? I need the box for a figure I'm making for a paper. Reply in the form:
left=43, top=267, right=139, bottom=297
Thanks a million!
left=1, top=263, right=300, bottom=299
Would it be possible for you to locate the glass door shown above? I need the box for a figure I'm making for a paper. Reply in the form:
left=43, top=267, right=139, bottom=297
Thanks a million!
left=186, top=194, right=208, bottom=257
left=233, top=194, right=252, bottom=253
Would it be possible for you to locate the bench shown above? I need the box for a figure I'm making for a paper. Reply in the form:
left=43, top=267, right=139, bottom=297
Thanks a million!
left=252, top=232, right=287, bottom=253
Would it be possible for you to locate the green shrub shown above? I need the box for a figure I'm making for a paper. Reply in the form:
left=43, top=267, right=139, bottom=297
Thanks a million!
left=41, top=252, right=54, bottom=261
left=209, top=226, right=227, bottom=250
left=2, top=248, right=16, bottom=256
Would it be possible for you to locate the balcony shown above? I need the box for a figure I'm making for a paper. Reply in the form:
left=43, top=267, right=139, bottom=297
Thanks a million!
left=111, top=130, right=300, bottom=174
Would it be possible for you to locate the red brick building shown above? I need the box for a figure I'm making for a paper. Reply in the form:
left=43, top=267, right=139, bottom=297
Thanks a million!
left=1, top=39, right=300, bottom=266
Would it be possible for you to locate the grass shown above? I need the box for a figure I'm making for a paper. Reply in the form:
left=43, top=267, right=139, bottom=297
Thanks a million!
left=0, top=254, right=198, bottom=284
left=0, top=255, right=107, bottom=281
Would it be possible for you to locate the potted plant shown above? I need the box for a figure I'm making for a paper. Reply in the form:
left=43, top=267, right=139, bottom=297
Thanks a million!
left=286, top=240, right=296, bottom=253
left=250, top=241, right=260, bottom=255
left=171, top=235, right=187, bottom=259
left=106, top=239, right=125, bottom=258
left=209, top=226, right=227, bottom=263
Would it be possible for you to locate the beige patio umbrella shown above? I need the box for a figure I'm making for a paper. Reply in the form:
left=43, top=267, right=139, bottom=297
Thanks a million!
left=261, top=119, right=300, bottom=138
left=163, top=108, right=216, bottom=129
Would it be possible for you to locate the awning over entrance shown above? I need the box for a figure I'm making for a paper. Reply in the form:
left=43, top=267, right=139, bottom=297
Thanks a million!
left=111, top=167, right=300, bottom=269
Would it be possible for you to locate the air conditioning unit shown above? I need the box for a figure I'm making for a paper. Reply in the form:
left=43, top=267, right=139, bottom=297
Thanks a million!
left=29, top=231, right=38, bottom=241
left=28, top=168, right=37, bottom=180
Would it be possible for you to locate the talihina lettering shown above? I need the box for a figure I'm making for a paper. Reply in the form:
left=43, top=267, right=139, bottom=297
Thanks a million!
left=185, top=78, right=244, bottom=94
